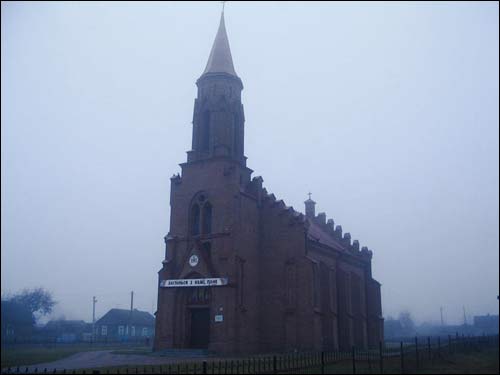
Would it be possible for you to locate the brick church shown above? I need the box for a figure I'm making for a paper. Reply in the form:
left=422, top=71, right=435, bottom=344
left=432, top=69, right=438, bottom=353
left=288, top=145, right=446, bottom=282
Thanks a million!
left=154, top=11, right=383, bottom=354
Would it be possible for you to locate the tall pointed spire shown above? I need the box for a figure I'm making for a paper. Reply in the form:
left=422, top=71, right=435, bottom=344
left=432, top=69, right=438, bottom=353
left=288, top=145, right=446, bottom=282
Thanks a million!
left=202, top=11, right=237, bottom=77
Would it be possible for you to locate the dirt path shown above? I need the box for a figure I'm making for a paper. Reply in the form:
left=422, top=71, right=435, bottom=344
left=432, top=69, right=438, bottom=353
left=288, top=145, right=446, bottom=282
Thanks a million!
left=4, top=350, right=202, bottom=372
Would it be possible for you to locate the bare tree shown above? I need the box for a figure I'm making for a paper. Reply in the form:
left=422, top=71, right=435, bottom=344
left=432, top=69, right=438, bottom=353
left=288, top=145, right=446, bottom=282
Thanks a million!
left=398, top=311, right=416, bottom=336
left=10, top=287, right=56, bottom=319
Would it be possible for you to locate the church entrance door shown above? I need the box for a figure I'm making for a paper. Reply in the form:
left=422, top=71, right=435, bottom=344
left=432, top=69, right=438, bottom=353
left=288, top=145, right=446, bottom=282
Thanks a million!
left=189, top=308, right=210, bottom=349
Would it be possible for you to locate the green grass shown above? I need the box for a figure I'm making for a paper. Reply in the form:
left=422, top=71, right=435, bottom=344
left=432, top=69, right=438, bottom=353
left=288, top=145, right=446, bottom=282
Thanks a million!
left=1, top=344, right=148, bottom=369
left=414, top=348, right=499, bottom=374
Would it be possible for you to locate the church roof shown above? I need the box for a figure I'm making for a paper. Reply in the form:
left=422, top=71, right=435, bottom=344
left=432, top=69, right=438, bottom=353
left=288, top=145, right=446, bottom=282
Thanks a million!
left=261, top=189, right=348, bottom=254
left=306, top=219, right=345, bottom=252
left=202, top=12, right=238, bottom=77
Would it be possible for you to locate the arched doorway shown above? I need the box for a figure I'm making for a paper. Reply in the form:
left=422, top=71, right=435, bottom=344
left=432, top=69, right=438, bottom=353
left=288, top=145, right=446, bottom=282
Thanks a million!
left=175, top=278, right=212, bottom=349
left=186, top=287, right=211, bottom=349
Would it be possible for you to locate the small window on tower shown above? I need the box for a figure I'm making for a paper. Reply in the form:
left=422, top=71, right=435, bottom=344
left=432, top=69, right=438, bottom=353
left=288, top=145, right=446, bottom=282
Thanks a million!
left=201, top=111, right=210, bottom=152
left=233, top=114, right=240, bottom=157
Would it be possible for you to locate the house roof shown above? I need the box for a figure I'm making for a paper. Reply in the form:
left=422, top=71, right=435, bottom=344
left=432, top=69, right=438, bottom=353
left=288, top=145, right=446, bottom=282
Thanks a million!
left=95, top=309, right=154, bottom=327
left=44, top=320, right=86, bottom=330
left=43, top=320, right=91, bottom=334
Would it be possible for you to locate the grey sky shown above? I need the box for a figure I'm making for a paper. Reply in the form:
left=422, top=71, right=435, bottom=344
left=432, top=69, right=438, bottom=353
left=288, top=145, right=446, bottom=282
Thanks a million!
left=1, top=1, right=498, bottom=325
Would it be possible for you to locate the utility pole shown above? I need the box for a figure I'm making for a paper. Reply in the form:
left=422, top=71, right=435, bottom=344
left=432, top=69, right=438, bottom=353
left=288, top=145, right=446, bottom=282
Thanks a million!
left=463, top=306, right=467, bottom=326
left=92, top=296, right=97, bottom=343
left=440, top=306, right=444, bottom=326
left=128, top=291, right=134, bottom=338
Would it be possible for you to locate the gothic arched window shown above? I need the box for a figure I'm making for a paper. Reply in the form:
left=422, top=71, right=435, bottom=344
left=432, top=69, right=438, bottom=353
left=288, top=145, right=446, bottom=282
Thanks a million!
left=191, top=205, right=200, bottom=236
left=190, top=193, right=213, bottom=236
left=202, top=202, right=212, bottom=234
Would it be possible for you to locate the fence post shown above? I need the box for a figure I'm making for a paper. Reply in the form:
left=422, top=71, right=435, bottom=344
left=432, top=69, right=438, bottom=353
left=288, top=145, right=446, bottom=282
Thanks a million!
left=321, top=351, right=325, bottom=374
left=352, top=346, right=356, bottom=374
left=400, top=342, right=404, bottom=374
left=415, top=336, right=419, bottom=369
left=379, top=341, right=384, bottom=374
left=273, top=355, right=277, bottom=374
left=203, top=361, right=207, bottom=375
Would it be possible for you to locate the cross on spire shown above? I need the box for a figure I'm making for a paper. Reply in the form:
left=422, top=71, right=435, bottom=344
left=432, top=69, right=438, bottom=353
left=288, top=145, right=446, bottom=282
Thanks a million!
left=308, top=192, right=312, bottom=200
left=221, top=1, right=226, bottom=13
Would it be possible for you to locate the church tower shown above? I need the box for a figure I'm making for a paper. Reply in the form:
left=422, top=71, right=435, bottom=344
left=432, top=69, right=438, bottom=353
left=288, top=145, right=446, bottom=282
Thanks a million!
left=154, top=11, right=259, bottom=354
left=188, top=12, right=246, bottom=166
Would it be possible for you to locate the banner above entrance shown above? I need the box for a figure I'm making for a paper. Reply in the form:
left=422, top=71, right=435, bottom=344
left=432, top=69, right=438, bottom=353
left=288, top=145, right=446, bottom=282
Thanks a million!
left=160, top=278, right=228, bottom=288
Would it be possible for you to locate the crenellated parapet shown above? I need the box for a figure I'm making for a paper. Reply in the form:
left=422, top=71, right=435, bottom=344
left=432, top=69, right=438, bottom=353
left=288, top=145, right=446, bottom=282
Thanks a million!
left=170, top=173, right=182, bottom=185
left=334, top=225, right=342, bottom=239
left=351, top=239, right=360, bottom=252
left=303, top=194, right=374, bottom=260
left=258, top=187, right=307, bottom=226
left=316, top=212, right=326, bottom=225
left=342, top=232, right=351, bottom=248
left=245, top=175, right=264, bottom=203
left=326, top=219, right=335, bottom=233
left=361, top=246, right=373, bottom=259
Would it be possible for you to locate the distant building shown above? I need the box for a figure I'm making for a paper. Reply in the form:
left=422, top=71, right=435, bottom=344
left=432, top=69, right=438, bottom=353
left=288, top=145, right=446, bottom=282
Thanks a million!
left=473, top=314, right=499, bottom=334
left=41, top=320, right=92, bottom=343
left=1, top=300, right=34, bottom=343
left=94, top=308, right=155, bottom=342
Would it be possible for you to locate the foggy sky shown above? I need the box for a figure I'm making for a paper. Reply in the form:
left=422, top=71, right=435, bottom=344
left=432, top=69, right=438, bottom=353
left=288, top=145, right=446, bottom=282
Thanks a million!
left=1, top=1, right=499, bottom=325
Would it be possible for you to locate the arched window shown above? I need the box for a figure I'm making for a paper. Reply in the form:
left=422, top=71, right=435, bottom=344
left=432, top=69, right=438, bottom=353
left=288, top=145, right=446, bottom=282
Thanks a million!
left=190, top=193, right=213, bottom=236
left=202, top=203, right=212, bottom=234
left=200, top=111, right=210, bottom=153
left=191, top=205, right=200, bottom=235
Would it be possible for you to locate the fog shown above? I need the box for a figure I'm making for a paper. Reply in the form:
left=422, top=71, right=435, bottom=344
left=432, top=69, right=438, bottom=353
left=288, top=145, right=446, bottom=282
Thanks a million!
left=1, top=1, right=498, bottom=325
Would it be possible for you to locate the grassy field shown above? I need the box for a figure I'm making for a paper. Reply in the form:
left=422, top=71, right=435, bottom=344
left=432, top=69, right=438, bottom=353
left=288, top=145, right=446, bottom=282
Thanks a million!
left=1, top=344, right=150, bottom=369
left=414, top=348, right=499, bottom=374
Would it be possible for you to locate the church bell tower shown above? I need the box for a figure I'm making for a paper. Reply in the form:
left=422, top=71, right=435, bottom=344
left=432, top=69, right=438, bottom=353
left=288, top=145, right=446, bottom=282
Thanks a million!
left=155, top=10, right=255, bottom=354
left=188, top=12, right=246, bottom=166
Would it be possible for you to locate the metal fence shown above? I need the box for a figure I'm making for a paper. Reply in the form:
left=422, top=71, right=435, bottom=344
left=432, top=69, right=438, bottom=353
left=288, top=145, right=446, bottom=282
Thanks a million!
left=2, top=334, right=498, bottom=374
